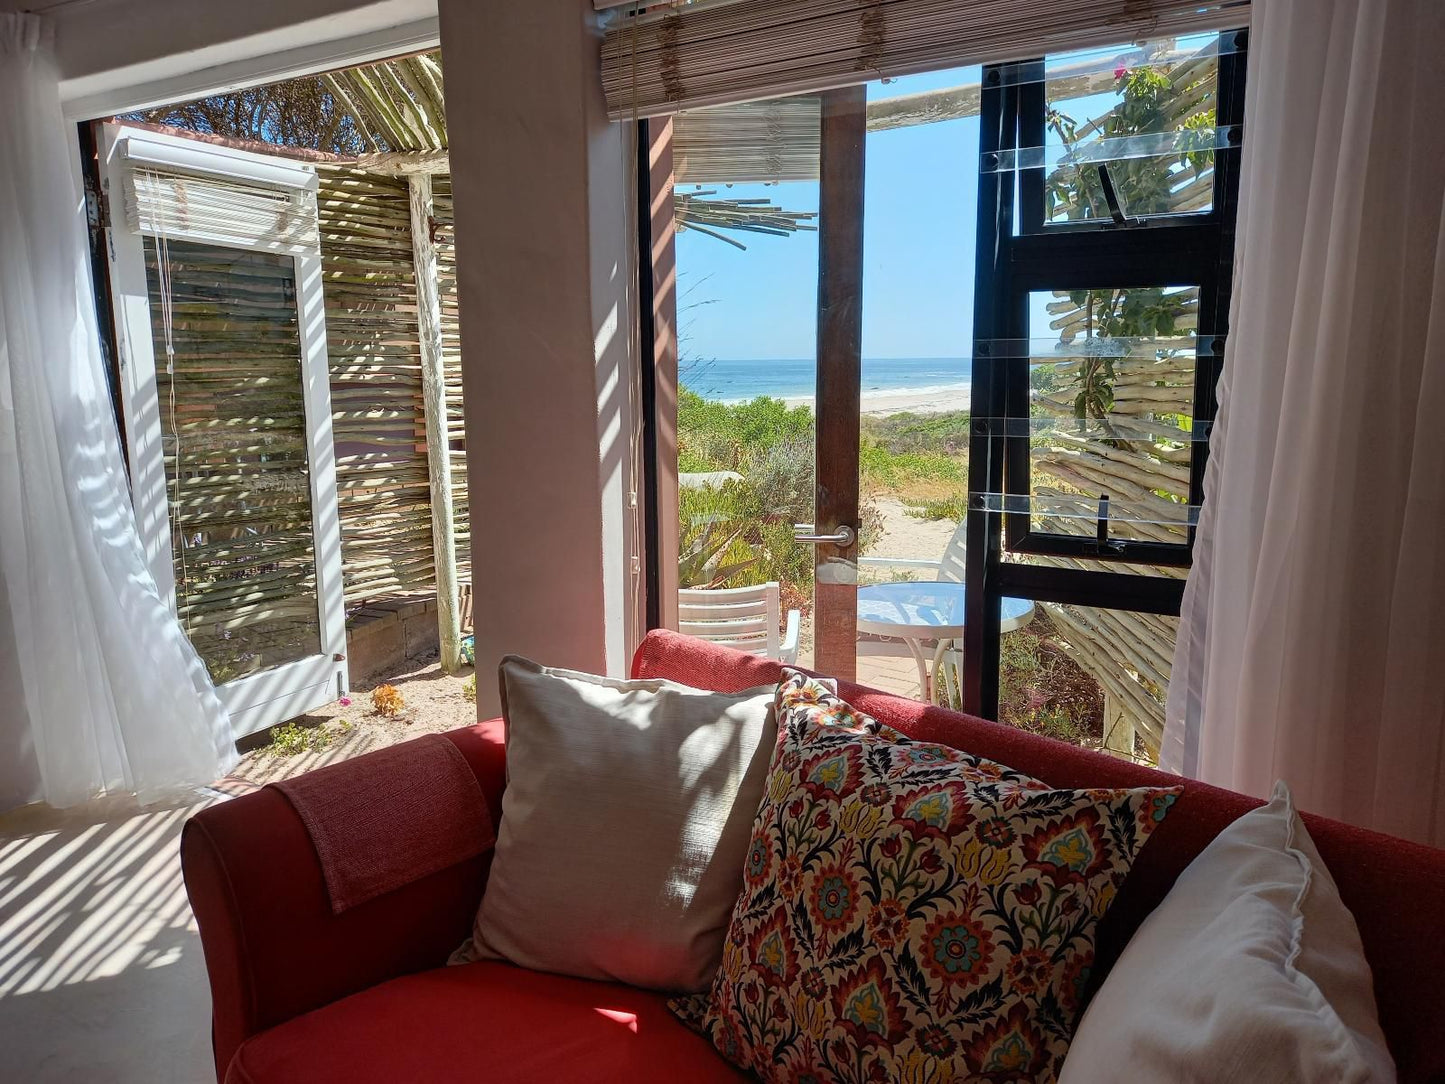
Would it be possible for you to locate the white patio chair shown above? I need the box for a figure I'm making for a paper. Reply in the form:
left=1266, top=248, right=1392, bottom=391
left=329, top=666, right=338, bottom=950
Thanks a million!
left=678, top=581, right=801, bottom=664
left=858, top=515, right=967, bottom=583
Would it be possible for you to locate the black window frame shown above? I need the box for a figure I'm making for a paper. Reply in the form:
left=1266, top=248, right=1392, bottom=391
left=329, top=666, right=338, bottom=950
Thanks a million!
left=962, top=30, right=1249, bottom=718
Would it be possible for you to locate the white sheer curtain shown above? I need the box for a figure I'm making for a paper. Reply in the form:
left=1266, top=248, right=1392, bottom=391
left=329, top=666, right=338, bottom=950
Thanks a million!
left=0, top=14, right=236, bottom=811
left=1163, top=0, right=1445, bottom=846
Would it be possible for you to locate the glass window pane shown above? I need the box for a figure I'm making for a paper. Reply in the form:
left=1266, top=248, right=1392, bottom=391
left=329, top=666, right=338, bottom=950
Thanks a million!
left=1043, top=35, right=1224, bottom=225
left=846, top=67, right=979, bottom=700
left=998, top=603, right=1175, bottom=764
left=857, top=64, right=978, bottom=599
left=1025, top=285, right=1198, bottom=546
left=673, top=94, right=820, bottom=651
left=146, top=238, right=321, bottom=683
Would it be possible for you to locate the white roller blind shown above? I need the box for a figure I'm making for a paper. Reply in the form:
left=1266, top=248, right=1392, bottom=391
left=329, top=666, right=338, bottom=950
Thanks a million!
left=117, top=132, right=321, bottom=254
left=602, top=0, right=1248, bottom=119
left=122, top=169, right=321, bottom=253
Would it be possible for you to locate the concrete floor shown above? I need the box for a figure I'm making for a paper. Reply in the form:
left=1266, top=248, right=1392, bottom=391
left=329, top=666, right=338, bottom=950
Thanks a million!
left=0, top=792, right=218, bottom=1082
left=0, top=740, right=376, bottom=1084
left=0, top=658, right=922, bottom=1083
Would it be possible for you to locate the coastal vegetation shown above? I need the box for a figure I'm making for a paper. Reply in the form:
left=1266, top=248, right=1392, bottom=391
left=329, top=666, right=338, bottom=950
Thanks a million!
left=676, top=387, right=971, bottom=598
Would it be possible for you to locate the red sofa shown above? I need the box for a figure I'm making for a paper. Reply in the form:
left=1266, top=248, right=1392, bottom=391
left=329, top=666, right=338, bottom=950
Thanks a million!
left=183, top=630, right=1445, bottom=1083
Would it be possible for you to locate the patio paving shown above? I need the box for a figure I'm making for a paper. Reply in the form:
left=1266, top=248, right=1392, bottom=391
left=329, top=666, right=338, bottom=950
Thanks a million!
left=849, top=654, right=930, bottom=700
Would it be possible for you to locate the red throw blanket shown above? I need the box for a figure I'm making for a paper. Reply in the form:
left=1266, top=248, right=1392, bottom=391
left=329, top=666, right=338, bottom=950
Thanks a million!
left=273, top=734, right=495, bottom=914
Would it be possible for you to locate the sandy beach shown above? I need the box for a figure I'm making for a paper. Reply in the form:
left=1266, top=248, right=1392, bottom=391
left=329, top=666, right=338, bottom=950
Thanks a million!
left=864, top=496, right=960, bottom=567
left=780, top=383, right=971, bottom=416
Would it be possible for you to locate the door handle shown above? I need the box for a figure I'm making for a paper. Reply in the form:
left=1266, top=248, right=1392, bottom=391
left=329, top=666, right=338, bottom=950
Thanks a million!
left=793, top=523, right=857, bottom=547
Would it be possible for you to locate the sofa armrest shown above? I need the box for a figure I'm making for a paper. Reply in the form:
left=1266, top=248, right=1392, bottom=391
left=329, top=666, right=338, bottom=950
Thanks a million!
left=182, top=720, right=506, bottom=1083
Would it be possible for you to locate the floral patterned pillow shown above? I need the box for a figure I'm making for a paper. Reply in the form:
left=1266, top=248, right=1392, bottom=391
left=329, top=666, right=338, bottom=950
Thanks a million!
left=670, top=668, right=1181, bottom=1083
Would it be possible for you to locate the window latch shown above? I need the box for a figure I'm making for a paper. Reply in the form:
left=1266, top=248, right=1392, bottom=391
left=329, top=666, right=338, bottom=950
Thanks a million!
left=1096, top=165, right=1135, bottom=228
left=1094, top=494, right=1125, bottom=554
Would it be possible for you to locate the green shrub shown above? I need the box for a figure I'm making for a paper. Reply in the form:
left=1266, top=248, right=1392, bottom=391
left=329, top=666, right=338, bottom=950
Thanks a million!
left=678, top=513, right=758, bottom=589
left=857, top=411, right=968, bottom=507
left=996, top=617, right=1103, bottom=743
left=269, top=721, right=333, bottom=757
left=861, top=410, right=971, bottom=455
left=860, top=443, right=963, bottom=490
left=678, top=389, right=814, bottom=472
left=904, top=493, right=969, bottom=522
left=676, top=387, right=932, bottom=601
left=678, top=476, right=804, bottom=593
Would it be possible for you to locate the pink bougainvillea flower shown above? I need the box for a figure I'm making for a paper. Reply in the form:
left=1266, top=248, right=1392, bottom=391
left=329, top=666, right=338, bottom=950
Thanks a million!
left=338, top=696, right=352, bottom=707
left=1113, top=63, right=1129, bottom=80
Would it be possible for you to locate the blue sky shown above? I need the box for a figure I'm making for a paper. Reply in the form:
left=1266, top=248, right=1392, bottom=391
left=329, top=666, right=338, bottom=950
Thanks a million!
left=674, top=57, right=1176, bottom=364
left=676, top=67, right=981, bottom=364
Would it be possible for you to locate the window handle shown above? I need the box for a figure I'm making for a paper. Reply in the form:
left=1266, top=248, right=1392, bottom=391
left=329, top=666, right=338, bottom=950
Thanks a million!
left=1097, top=164, right=1135, bottom=228
left=793, top=524, right=857, bottom=547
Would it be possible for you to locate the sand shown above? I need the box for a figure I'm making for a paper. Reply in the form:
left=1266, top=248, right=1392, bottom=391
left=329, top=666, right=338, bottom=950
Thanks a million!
left=866, top=496, right=959, bottom=568
left=781, top=384, right=971, bottom=416
left=233, top=650, right=478, bottom=779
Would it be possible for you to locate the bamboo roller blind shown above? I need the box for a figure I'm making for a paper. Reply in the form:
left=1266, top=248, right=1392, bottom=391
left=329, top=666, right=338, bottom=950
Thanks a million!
left=667, top=33, right=1234, bottom=186
left=602, top=0, right=1248, bottom=119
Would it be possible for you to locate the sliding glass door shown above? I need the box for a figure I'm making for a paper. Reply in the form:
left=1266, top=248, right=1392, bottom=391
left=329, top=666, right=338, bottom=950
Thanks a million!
left=668, top=93, right=826, bottom=672
left=660, top=29, right=1246, bottom=759
left=665, top=89, right=868, bottom=683
left=666, top=80, right=978, bottom=693
left=102, top=125, right=347, bottom=738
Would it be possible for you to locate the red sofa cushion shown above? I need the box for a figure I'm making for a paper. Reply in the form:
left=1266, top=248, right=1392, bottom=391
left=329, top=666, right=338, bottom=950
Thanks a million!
left=226, top=961, right=748, bottom=1084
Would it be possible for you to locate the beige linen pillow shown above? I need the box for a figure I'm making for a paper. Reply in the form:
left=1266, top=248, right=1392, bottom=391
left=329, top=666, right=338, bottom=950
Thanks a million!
left=1059, top=781, right=1395, bottom=1084
left=452, top=656, right=782, bottom=993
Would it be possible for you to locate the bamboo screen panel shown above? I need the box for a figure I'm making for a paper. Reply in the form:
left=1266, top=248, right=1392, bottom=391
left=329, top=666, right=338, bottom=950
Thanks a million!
left=317, top=168, right=436, bottom=605
left=431, top=174, right=471, bottom=585
left=314, top=166, right=470, bottom=611
left=145, top=239, right=322, bottom=684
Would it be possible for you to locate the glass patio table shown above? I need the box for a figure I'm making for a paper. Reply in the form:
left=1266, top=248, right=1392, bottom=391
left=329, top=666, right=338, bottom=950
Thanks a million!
left=855, top=581, right=1035, bottom=698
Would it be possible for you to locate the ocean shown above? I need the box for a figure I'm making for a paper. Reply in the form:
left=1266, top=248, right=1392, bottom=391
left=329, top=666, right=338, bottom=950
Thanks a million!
left=679, top=356, right=972, bottom=403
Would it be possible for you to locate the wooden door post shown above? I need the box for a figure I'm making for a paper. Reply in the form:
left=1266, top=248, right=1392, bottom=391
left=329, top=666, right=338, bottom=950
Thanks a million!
left=408, top=172, right=462, bottom=672
left=812, top=86, right=867, bottom=683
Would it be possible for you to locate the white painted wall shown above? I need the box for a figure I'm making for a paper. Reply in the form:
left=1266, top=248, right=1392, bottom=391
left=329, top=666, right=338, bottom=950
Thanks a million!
left=439, top=0, right=641, bottom=714
left=0, top=0, right=438, bottom=117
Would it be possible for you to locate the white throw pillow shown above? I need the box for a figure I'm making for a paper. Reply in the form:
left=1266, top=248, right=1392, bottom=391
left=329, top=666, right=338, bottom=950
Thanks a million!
left=452, top=656, right=782, bottom=993
left=1059, top=781, right=1395, bottom=1084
